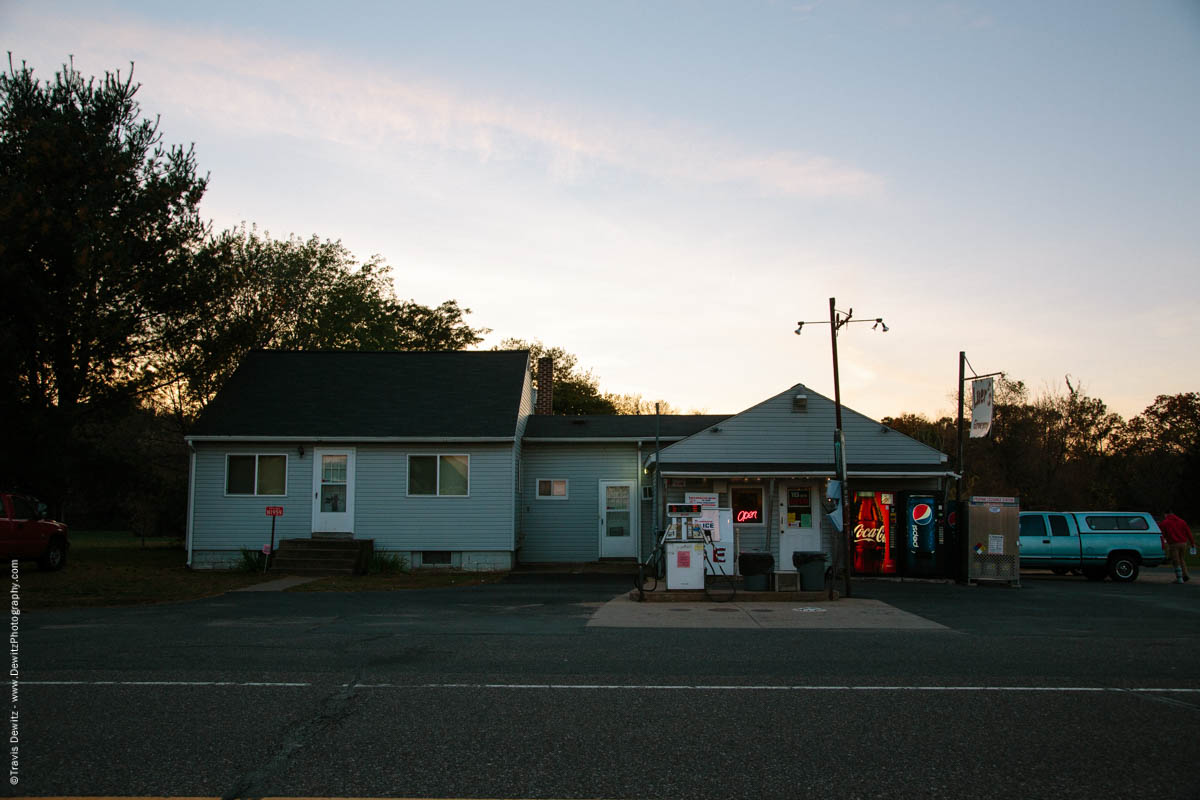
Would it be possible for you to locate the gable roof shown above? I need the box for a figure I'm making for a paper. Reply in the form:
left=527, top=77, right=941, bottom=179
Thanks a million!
left=189, top=350, right=530, bottom=440
left=652, top=383, right=949, bottom=475
left=524, top=414, right=730, bottom=441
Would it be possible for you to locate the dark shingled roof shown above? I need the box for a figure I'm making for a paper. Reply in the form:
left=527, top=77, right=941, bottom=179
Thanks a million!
left=524, top=414, right=730, bottom=440
left=190, top=350, right=530, bottom=439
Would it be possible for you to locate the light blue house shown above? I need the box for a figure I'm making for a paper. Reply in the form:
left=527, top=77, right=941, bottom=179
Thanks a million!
left=186, top=350, right=952, bottom=574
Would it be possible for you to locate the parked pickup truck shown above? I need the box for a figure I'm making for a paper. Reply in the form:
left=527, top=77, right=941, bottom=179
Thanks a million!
left=1, top=492, right=69, bottom=571
left=1019, top=511, right=1164, bottom=582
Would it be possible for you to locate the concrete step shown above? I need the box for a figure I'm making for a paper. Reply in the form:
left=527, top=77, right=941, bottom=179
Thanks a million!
left=271, top=538, right=373, bottom=576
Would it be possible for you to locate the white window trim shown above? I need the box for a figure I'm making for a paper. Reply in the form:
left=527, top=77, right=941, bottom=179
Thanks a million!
left=535, top=478, right=570, bottom=500
left=731, top=485, right=765, bottom=525
left=406, top=453, right=471, bottom=498
left=224, top=453, right=288, bottom=497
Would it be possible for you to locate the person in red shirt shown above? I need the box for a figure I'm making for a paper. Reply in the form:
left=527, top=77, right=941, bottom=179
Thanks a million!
left=1160, top=512, right=1196, bottom=584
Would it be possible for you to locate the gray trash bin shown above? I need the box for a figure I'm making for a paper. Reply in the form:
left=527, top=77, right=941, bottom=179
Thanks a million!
left=792, top=551, right=827, bottom=591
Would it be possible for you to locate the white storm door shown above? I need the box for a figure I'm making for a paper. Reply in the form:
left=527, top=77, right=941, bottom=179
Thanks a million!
left=312, top=448, right=355, bottom=533
left=599, top=480, right=637, bottom=559
left=778, top=484, right=820, bottom=569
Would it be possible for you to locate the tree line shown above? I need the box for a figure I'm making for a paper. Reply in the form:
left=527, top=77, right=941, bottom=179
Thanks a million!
left=883, top=380, right=1199, bottom=520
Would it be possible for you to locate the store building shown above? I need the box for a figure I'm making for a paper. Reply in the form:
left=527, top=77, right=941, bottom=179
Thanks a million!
left=186, top=350, right=953, bottom=576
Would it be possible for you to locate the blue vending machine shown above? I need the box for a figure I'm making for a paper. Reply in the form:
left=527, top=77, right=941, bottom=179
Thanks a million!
left=900, top=493, right=941, bottom=578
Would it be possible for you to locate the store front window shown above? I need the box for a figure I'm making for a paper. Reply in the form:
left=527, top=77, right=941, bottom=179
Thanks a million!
left=731, top=486, right=763, bottom=524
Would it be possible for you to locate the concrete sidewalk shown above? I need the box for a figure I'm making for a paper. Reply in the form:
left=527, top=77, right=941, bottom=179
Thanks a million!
left=232, top=575, right=321, bottom=592
left=587, top=595, right=950, bottom=630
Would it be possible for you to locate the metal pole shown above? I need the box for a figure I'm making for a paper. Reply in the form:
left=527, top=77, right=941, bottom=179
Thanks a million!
left=829, top=297, right=851, bottom=599
left=956, top=351, right=965, bottom=506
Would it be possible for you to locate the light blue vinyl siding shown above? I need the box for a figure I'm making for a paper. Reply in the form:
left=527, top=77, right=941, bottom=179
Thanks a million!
left=191, top=442, right=518, bottom=554
left=191, top=444, right=313, bottom=550
left=659, top=384, right=946, bottom=466
left=520, top=442, right=639, bottom=562
left=354, top=444, right=514, bottom=550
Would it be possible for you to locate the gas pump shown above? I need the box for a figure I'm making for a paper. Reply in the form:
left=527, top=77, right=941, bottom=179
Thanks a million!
left=664, top=502, right=707, bottom=590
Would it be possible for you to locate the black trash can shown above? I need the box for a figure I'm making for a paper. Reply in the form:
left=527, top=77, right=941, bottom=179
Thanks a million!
left=739, top=552, right=774, bottom=591
left=792, top=551, right=827, bottom=591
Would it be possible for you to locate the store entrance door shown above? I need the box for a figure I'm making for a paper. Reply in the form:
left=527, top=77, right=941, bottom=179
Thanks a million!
left=777, top=484, right=820, bottom=569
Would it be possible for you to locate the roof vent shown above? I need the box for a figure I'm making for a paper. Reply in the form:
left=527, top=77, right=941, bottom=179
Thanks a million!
left=792, top=394, right=808, bottom=411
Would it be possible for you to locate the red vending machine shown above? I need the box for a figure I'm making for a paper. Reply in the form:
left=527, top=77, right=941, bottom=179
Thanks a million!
left=851, top=491, right=897, bottom=575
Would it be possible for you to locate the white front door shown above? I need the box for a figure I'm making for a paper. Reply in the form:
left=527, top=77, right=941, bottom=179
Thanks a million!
left=778, top=483, right=820, bottom=569
left=312, top=448, right=355, bottom=534
left=599, top=480, right=637, bottom=559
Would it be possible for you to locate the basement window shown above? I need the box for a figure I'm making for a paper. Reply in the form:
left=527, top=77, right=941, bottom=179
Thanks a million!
left=422, top=551, right=452, bottom=565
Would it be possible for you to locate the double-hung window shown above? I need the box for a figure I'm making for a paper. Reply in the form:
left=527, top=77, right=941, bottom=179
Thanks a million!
left=226, top=454, right=287, bottom=496
left=408, top=454, right=470, bottom=497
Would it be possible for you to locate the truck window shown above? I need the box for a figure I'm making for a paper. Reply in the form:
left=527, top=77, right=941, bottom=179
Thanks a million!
left=1084, top=516, right=1117, bottom=531
left=1019, top=515, right=1047, bottom=537
left=9, top=496, right=36, bottom=520
left=1049, top=515, right=1071, bottom=536
left=1116, top=516, right=1149, bottom=531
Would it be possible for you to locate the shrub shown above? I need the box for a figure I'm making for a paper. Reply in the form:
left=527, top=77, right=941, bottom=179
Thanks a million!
left=371, top=551, right=409, bottom=575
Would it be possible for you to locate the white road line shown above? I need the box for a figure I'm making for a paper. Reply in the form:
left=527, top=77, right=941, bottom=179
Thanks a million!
left=24, top=680, right=312, bottom=687
left=366, top=683, right=1200, bottom=693
left=21, top=681, right=1200, bottom=694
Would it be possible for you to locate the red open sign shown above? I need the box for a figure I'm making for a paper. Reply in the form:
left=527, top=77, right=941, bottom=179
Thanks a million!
left=265, top=506, right=284, bottom=517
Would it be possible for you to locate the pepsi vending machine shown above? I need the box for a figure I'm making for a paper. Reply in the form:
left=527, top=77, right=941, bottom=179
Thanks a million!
left=899, top=493, right=943, bottom=578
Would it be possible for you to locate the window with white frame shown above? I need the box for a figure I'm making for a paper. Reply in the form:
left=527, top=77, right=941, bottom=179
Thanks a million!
left=226, top=454, right=287, bottom=496
left=536, top=478, right=569, bottom=500
left=408, top=454, right=470, bottom=496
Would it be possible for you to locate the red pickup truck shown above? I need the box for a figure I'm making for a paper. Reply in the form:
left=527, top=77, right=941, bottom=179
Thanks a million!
left=1, top=492, right=69, bottom=570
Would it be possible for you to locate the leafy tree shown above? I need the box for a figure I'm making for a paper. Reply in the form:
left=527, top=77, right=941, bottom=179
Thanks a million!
left=160, top=225, right=488, bottom=414
left=1112, top=392, right=1200, bottom=516
left=0, top=56, right=208, bottom=416
left=0, top=56, right=208, bottom=511
left=606, top=394, right=682, bottom=415
left=494, top=338, right=618, bottom=414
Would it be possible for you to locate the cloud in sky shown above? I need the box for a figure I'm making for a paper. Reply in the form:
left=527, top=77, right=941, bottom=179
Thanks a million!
left=14, top=8, right=884, bottom=201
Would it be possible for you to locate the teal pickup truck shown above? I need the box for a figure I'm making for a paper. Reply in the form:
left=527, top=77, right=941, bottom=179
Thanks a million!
left=1018, top=511, right=1165, bottom=582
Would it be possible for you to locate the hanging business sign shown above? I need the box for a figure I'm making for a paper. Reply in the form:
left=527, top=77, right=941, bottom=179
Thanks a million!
left=970, top=377, right=994, bottom=438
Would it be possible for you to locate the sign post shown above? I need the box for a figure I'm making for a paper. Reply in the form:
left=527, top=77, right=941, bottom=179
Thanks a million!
left=264, top=506, right=283, bottom=572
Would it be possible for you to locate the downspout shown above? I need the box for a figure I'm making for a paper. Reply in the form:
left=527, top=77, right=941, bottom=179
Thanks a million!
left=186, top=443, right=196, bottom=568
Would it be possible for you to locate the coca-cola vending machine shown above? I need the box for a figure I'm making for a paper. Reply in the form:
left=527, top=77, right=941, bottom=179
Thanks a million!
left=851, top=492, right=897, bottom=575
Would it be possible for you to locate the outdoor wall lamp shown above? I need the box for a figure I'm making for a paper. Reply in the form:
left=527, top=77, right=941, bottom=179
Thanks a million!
left=298, top=445, right=305, bottom=458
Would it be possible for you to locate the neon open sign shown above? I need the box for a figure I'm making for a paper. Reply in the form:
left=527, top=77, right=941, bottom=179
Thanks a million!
left=736, top=510, right=760, bottom=523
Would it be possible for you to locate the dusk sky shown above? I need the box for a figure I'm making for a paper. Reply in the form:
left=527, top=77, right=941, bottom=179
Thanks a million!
left=6, top=1, right=1199, bottom=422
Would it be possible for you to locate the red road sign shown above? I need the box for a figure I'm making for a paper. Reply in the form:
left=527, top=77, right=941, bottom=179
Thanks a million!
left=265, top=506, right=284, bottom=517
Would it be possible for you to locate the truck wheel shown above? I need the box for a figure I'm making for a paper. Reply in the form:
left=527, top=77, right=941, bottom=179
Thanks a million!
left=1082, top=566, right=1107, bottom=581
left=38, top=538, right=67, bottom=571
left=1108, top=554, right=1139, bottom=583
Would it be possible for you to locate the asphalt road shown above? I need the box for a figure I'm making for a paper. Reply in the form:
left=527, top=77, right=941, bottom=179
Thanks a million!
left=14, top=570, right=1200, bottom=799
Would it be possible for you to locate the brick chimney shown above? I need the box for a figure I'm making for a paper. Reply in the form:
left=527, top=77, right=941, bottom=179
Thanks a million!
left=535, top=356, right=554, bottom=415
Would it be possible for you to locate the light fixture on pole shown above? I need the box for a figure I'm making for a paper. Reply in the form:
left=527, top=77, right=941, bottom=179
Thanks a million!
left=794, top=298, right=889, bottom=600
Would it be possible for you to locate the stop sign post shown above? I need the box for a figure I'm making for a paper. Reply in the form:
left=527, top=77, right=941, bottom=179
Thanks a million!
left=264, top=506, right=283, bottom=572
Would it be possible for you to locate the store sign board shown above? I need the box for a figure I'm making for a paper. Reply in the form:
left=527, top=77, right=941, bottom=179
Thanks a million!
left=970, top=377, right=994, bottom=438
